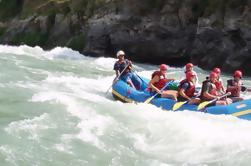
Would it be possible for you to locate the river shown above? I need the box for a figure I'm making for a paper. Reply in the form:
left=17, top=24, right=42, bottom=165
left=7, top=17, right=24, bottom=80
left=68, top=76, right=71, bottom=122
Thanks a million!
left=0, top=45, right=251, bottom=166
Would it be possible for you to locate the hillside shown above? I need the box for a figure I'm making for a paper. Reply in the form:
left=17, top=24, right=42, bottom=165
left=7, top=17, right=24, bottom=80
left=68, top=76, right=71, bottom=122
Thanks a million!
left=0, top=0, right=250, bottom=74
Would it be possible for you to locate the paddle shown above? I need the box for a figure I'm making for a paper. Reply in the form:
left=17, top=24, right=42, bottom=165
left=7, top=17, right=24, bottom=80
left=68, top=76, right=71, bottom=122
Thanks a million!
left=197, top=92, right=231, bottom=110
left=172, top=101, right=188, bottom=111
left=131, top=68, right=149, bottom=86
left=247, top=88, right=251, bottom=92
left=144, top=80, right=174, bottom=104
left=242, top=86, right=251, bottom=92
left=105, top=63, right=130, bottom=94
left=172, top=92, right=201, bottom=111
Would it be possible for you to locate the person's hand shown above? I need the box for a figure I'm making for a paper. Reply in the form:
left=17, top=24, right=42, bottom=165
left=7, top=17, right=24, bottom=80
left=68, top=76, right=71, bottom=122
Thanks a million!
left=241, top=86, right=247, bottom=92
left=128, top=61, right=132, bottom=66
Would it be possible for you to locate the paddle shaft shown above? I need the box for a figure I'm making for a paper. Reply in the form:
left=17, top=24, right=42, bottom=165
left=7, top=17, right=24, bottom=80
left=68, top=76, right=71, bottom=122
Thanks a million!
left=244, top=86, right=251, bottom=92
left=131, top=68, right=148, bottom=85
left=210, top=92, right=231, bottom=103
left=144, top=80, right=174, bottom=104
left=247, top=88, right=251, bottom=92
left=172, top=91, right=201, bottom=111
left=106, top=63, right=130, bottom=94
left=197, top=92, right=231, bottom=110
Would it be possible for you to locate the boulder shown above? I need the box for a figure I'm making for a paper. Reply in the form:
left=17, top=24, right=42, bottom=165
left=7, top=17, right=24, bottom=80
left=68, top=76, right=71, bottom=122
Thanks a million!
left=0, top=0, right=251, bottom=75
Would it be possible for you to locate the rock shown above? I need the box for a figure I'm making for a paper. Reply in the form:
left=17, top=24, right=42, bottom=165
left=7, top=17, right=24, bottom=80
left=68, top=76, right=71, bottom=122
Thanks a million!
left=46, top=14, right=72, bottom=47
left=0, top=0, right=251, bottom=75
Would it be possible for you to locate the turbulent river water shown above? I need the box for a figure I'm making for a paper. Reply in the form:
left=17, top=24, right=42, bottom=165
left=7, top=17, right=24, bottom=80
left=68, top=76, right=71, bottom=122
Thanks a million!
left=0, top=45, right=251, bottom=166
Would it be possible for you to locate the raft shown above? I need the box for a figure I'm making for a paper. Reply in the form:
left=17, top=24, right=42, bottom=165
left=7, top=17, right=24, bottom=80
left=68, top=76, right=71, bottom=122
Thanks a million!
left=112, top=76, right=251, bottom=121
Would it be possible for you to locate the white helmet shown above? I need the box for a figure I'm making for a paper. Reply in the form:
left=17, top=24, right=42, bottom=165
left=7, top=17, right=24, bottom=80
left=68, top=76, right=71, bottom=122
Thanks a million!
left=116, top=50, right=125, bottom=57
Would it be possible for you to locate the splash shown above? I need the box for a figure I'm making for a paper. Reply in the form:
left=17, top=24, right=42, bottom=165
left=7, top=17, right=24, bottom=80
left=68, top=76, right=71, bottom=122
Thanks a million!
left=0, top=44, right=251, bottom=166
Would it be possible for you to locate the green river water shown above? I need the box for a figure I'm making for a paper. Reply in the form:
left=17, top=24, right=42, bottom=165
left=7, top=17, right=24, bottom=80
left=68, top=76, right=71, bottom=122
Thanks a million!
left=0, top=45, right=251, bottom=166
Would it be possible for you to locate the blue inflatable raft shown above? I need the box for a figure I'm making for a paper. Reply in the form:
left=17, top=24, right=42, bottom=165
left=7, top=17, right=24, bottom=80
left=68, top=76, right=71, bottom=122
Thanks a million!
left=112, top=77, right=251, bottom=121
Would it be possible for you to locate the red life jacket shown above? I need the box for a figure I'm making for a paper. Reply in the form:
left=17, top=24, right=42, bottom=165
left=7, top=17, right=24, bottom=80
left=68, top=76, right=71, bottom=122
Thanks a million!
left=209, top=84, right=217, bottom=95
left=226, top=79, right=241, bottom=97
left=200, top=80, right=217, bottom=101
left=215, top=80, right=223, bottom=91
left=150, top=71, right=167, bottom=91
left=178, top=79, right=195, bottom=97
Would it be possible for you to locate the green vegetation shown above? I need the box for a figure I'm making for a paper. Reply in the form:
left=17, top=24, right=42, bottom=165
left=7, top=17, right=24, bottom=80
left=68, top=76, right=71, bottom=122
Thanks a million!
left=84, top=0, right=107, bottom=17
left=21, top=0, right=71, bottom=18
left=226, top=0, right=246, bottom=9
left=202, top=0, right=246, bottom=16
left=20, top=0, right=109, bottom=19
left=147, top=0, right=165, bottom=9
left=12, top=32, right=48, bottom=46
left=67, top=34, right=86, bottom=52
left=192, top=0, right=209, bottom=18
left=0, top=0, right=22, bottom=21
left=0, top=0, right=247, bottom=51
left=203, top=0, right=224, bottom=16
left=0, top=27, right=5, bottom=40
left=135, top=0, right=165, bottom=15
left=0, top=0, right=247, bottom=20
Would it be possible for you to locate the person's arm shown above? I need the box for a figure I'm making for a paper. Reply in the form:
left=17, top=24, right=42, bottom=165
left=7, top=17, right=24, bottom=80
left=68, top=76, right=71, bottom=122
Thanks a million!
left=195, top=73, right=199, bottom=85
left=219, top=78, right=226, bottom=92
left=115, top=70, right=120, bottom=77
left=203, top=82, right=218, bottom=100
left=128, top=60, right=132, bottom=67
left=125, top=59, right=132, bottom=71
left=149, top=75, right=161, bottom=94
left=203, top=91, right=218, bottom=100
left=179, top=83, right=191, bottom=100
left=221, top=84, right=226, bottom=93
left=113, top=62, right=120, bottom=77
left=179, top=90, right=191, bottom=100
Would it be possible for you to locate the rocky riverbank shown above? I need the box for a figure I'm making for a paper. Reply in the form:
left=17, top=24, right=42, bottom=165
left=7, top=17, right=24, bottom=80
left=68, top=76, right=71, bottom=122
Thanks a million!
left=0, top=0, right=250, bottom=75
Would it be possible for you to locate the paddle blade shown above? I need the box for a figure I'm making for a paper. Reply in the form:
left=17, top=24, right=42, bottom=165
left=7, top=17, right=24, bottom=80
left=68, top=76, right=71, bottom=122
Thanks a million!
left=246, top=88, right=251, bottom=92
left=197, top=101, right=210, bottom=110
left=144, top=96, right=154, bottom=104
left=172, top=101, right=187, bottom=111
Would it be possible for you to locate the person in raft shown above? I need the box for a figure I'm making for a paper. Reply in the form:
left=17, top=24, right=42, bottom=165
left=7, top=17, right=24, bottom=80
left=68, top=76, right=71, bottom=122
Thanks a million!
left=185, top=63, right=198, bottom=85
left=148, top=64, right=177, bottom=100
left=200, top=72, right=231, bottom=106
left=226, top=70, right=247, bottom=102
left=177, top=71, right=200, bottom=104
left=113, top=50, right=142, bottom=90
left=213, top=67, right=226, bottom=95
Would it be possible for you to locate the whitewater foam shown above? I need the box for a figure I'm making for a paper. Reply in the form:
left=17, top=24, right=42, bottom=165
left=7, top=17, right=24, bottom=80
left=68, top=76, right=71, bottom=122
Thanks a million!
left=1, top=45, right=251, bottom=165
left=5, top=113, right=54, bottom=141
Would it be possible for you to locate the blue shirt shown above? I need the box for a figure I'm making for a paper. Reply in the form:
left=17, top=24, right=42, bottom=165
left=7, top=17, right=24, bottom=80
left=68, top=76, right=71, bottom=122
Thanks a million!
left=113, top=59, right=129, bottom=74
left=181, top=82, right=189, bottom=90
